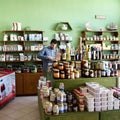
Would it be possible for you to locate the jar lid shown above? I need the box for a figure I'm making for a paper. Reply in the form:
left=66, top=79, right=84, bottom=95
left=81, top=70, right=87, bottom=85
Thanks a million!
left=53, top=69, right=59, bottom=72
left=59, top=63, right=63, bottom=65
left=61, top=71, right=65, bottom=73
left=53, top=60, right=58, bottom=62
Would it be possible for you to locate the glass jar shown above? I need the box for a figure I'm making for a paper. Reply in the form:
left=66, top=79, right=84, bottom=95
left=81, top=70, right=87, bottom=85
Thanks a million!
left=53, top=69, right=60, bottom=78
left=63, top=61, right=69, bottom=68
left=69, top=65, right=74, bottom=72
left=60, top=71, right=65, bottom=79
left=66, top=73, right=71, bottom=79
left=65, top=67, right=71, bottom=74
left=53, top=60, right=58, bottom=68
left=75, top=61, right=81, bottom=69
left=71, top=72, right=75, bottom=79
left=59, top=63, right=64, bottom=71
left=75, top=70, right=80, bottom=78
left=53, top=105, right=59, bottom=115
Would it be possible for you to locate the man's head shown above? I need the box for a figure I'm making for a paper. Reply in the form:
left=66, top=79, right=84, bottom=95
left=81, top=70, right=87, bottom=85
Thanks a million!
left=50, top=39, right=57, bottom=49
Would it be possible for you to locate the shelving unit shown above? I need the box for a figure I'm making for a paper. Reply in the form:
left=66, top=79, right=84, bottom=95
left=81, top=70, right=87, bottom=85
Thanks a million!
left=0, top=30, right=47, bottom=69
left=0, top=30, right=45, bottom=95
left=79, top=30, right=119, bottom=78
left=54, top=22, right=73, bottom=61
left=80, top=30, right=119, bottom=60
left=55, top=22, right=72, bottom=31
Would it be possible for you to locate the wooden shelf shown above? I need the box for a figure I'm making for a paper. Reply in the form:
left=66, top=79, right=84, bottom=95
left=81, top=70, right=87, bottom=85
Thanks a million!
left=55, top=22, right=72, bottom=31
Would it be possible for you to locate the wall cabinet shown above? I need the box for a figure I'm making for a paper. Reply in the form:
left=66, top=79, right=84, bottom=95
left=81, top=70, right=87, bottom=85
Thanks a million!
left=16, top=72, right=43, bottom=96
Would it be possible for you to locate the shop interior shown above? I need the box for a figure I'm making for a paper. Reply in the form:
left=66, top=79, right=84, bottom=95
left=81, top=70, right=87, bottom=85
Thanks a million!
left=0, top=0, right=120, bottom=120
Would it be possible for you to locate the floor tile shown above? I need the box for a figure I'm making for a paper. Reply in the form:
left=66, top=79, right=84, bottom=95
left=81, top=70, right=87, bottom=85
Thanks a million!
left=0, top=96, right=40, bottom=120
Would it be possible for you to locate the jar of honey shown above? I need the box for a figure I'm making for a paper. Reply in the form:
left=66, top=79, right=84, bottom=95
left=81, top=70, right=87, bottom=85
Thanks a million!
left=60, top=71, right=65, bottom=79
left=75, top=70, right=80, bottom=78
left=58, top=63, right=64, bottom=71
left=53, top=69, right=60, bottom=78
left=63, top=61, right=69, bottom=68
left=65, top=67, right=71, bottom=74
left=53, top=60, right=58, bottom=68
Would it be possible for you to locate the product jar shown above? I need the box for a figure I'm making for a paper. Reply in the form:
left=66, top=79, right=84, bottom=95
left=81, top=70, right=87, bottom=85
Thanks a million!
left=53, top=60, right=58, bottom=68
left=53, top=105, right=59, bottom=115
left=60, top=71, right=65, bottom=79
left=53, top=69, right=60, bottom=78
left=63, top=61, right=69, bottom=68
left=75, top=70, right=80, bottom=78
left=70, top=72, right=75, bottom=79
left=58, top=63, right=64, bottom=71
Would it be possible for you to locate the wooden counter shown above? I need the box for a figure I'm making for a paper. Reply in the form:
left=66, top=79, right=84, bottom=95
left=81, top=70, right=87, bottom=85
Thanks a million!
left=16, top=72, right=43, bottom=96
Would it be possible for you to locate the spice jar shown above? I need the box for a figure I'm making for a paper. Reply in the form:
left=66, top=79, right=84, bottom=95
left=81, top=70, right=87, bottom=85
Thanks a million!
left=53, top=69, right=60, bottom=78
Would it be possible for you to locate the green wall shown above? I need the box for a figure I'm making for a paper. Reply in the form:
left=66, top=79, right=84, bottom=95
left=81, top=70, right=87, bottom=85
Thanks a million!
left=0, top=0, right=120, bottom=46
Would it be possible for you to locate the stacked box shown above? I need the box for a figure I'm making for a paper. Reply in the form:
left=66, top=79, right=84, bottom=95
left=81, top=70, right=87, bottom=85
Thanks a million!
left=86, top=82, right=115, bottom=111
left=84, top=93, right=94, bottom=112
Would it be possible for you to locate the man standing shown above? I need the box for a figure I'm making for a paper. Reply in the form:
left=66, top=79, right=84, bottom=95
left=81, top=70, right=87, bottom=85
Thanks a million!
left=37, top=39, right=57, bottom=75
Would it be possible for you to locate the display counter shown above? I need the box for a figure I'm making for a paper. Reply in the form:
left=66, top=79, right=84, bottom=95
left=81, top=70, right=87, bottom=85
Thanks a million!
left=0, top=70, right=16, bottom=108
left=38, top=75, right=119, bottom=120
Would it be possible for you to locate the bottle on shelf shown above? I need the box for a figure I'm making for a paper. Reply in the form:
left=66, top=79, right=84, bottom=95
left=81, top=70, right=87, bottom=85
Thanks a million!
left=87, top=45, right=91, bottom=60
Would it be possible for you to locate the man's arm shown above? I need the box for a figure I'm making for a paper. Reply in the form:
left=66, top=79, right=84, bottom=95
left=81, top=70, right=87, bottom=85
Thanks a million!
left=37, top=47, right=48, bottom=60
left=37, top=47, right=54, bottom=61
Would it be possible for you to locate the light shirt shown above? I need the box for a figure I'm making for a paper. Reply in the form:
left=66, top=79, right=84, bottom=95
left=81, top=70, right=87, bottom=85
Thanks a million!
left=37, top=46, right=56, bottom=71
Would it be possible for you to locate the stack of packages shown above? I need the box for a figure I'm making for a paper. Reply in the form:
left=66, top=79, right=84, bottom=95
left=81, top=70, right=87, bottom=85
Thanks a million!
left=80, top=82, right=120, bottom=112
left=73, top=89, right=85, bottom=111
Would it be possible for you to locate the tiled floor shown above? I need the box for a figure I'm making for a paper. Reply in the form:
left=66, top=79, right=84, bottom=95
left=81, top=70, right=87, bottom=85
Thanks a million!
left=0, top=96, right=40, bottom=120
